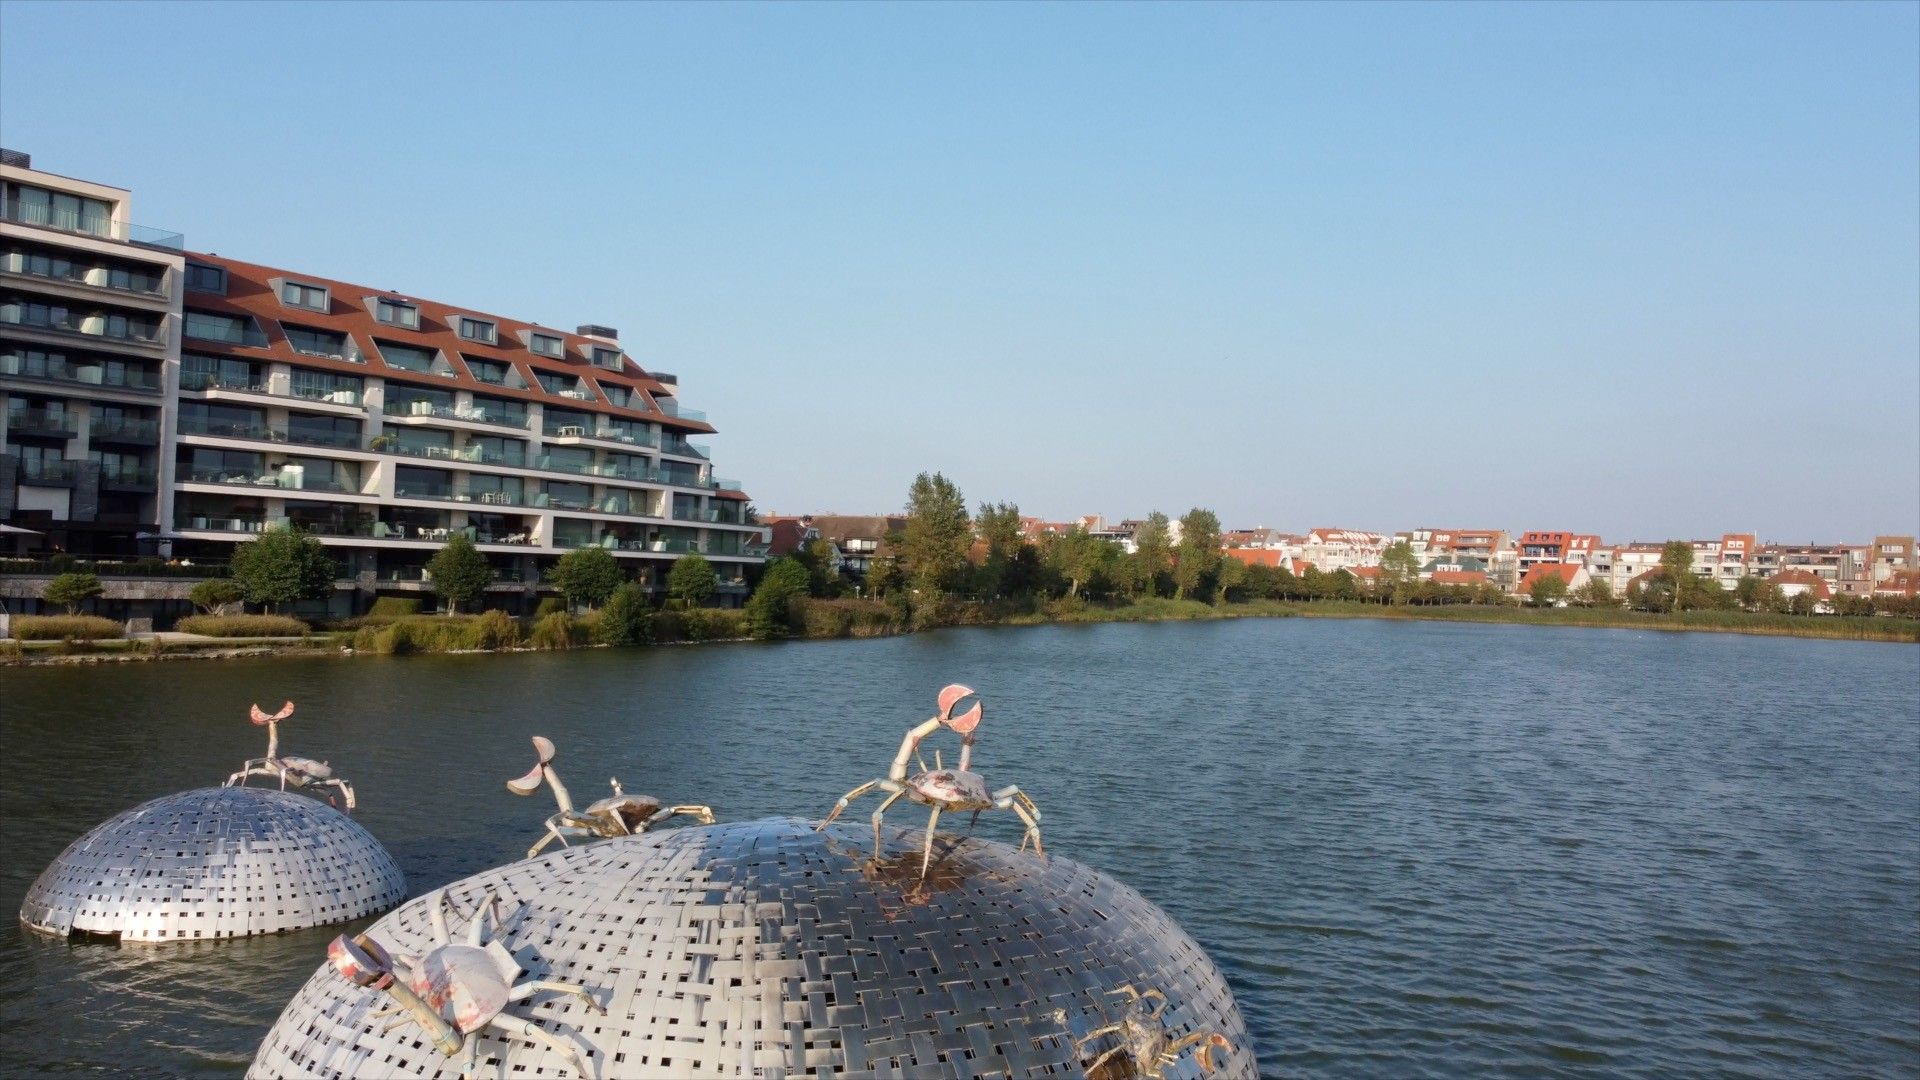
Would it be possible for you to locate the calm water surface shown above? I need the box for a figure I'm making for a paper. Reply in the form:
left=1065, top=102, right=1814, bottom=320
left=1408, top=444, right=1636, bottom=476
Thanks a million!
left=1, top=619, right=1916, bottom=1078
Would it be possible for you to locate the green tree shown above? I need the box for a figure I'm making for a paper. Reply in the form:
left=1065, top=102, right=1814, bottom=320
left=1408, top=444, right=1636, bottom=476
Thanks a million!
left=1131, top=512, right=1173, bottom=597
left=1528, top=572, right=1570, bottom=607
left=1049, top=529, right=1117, bottom=599
left=1570, top=577, right=1615, bottom=608
left=1732, top=575, right=1778, bottom=612
left=596, top=582, right=654, bottom=645
left=1660, top=541, right=1696, bottom=613
left=426, top=533, right=493, bottom=613
left=1172, top=508, right=1222, bottom=600
left=1214, top=555, right=1248, bottom=603
left=189, top=578, right=242, bottom=614
left=803, top=538, right=842, bottom=596
left=230, top=526, right=336, bottom=612
left=1786, top=590, right=1818, bottom=616
left=899, top=472, right=971, bottom=596
left=746, top=556, right=811, bottom=639
left=667, top=552, right=718, bottom=608
left=548, top=546, right=623, bottom=610
left=1378, top=540, right=1421, bottom=604
left=42, top=572, right=103, bottom=615
left=975, top=502, right=1023, bottom=555
left=865, top=556, right=904, bottom=598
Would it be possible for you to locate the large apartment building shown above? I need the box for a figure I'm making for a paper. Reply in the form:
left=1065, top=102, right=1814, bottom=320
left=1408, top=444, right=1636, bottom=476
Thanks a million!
left=2, top=153, right=764, bottom=618
left=2, top=152, right=185, bottom=556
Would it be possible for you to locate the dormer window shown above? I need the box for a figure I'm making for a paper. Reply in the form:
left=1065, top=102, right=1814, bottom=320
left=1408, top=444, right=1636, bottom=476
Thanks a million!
left=375, top=298, right=419, bottom=329
left=457, top=317, right=496, bottom=344
left=529, top=332, right=564, bottom=358
left=185, top=263, right=227, bottom=294
left=591, top=347, right=622, bottom=369
left=281, top=281, right=328, bottom=311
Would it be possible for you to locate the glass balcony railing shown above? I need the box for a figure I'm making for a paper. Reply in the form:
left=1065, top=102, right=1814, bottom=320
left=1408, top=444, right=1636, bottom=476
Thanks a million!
left=534, top=454, right=596, bottom=477
left=1, top=353, right=162, bottom=391
left=288, top=384, right=363, bottom=407
left=655, top=398, right=706, bottom=422
left=7, top=408, right=78, bottom=437
left=386, top=400, right=529, bottom=428
left=394, top=484, right=525, bottom=507
left=18, top=458, right=77, bottom=484
left=101, top=465, right=157, bottom=488
left=178, top=416, right=363, bottom=449
left=89, top=416, right=159, bottom=442
left=1, top=196, right=185, bottom=249
left=659, top=439, right=710, bottom=459
left=1, top=304, right=168, bottom=346
left=175, top=514, right=268, bottom=534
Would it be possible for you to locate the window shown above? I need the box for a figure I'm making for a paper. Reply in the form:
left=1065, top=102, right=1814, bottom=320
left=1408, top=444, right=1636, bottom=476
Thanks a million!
left=457, top=317, right=496, bottom=344
left=465, top=357, right=511, bottom=384
left=377, top=340, right=436, bottom=373
left=284, top=324, right=350, bottom=359
left=592, top=347, right=621, bottom=369
left=181, top=353, right=260, bottom=392
left=288, top=369, right=362, bottom=404
left=601, top=384, right=631, bottom=408
left=530, top=332, right=564, bottom=358
left=375, top=298, right=420, bottom=329
left=6, top=183, right=111, bottom=236
left=183, top=309, right=265, bottom=346
left=185, top=263, right=227, bottom=293
left=281, top=281, right=329, bottom=310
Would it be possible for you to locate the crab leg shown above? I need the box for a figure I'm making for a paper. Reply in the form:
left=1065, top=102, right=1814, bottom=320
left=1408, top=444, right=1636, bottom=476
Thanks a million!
left=919, top=807, right=942, bottom=879
left=1084, top=1044, right=1128, bottom=1074
left=1163, top=1031, right=1232, bottom=1074
left=819, top=779, right=884, bottom=829
left=870, top=787, right=907, bottom=858
left=484, top=1013, right=595, bottom=1079
left=646, top=804, right=716, bottom=827
left=994, top=786, right=1044, bottom=855
left=508, top=979, right=607, bottom=1014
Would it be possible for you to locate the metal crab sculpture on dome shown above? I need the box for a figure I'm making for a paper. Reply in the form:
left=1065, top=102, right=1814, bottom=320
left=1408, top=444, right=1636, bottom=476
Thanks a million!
left=819, top=683, right=1043, bottom=879
left=1075, top=984, right=1235, bottom=1079
left=506, top=735, right=715, bottom=858
left=226, top=701, right=356, bottom=810
left=327, top=889, right=605, bottom=1078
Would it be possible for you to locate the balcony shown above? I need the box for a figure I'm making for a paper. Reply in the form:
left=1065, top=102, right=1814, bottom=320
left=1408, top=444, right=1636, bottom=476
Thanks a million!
left=100, top=464, right=156, bottom=490
left=659, top=438, right=710, bottom=460
left=654, top=397, right=706, bottom=422
left=178, top=416, right=364, bottom=450
left=18, top=458, right=77, bottom=485
left=176, top=514, right=268, bottom=534
left=393, top=483, right=527, bottom=508
left=179, top=468, right=356, bottom=494
left=1, top=252, right=167, bottom=300
left=0, top=303, right=167, bottom=347
left=6, top=408, right=78, bottom=437
left=0, top=353, right=162, bottom=392
left=89, top=416, right=160, bottom=444
left=1, top=196, right=185, bottom=250
left=385, top=399, right=529, bottom=429
left=0, top=557, right=223, bottom=579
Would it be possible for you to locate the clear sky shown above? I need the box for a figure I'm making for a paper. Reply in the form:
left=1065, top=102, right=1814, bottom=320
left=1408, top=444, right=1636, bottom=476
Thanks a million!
left=3, top=2, right=1915, bottom=542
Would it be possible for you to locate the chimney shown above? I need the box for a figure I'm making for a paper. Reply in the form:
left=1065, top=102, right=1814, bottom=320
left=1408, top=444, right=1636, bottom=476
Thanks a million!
left=576, top=324, right=618, bottom=342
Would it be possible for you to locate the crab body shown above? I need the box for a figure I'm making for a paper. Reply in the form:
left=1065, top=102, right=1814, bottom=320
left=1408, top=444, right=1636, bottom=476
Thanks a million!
left=225, top=701, right=357, bottom=810
left=1076, top=984, right=1233, bottom=1079
left=819, top=684, right=1043, bottom=880
left=327, top=889, right=604, bottom=1077
left=508, top=737, right=714, bottom=858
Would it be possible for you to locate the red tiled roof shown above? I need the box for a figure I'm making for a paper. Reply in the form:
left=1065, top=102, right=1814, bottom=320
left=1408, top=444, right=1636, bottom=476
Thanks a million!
left=1430, top=569, right=1489, bottom=586
left=1768, top=569, right=1832, bottom=600
left=1519, top=563, right=1583, bottom=588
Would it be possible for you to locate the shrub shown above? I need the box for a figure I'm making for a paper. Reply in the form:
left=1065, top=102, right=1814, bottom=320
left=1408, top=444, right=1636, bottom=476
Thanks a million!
left=793, top=598, right=903, bottom=639
left=547, top=547, right=622, bottom=610
left=529, top=611, right=578, bottom=650
left=369, top=596, right=424, bottom=618
left=470, top=609, right=522, bottom=650
left=43, top=572, right=104, bottom=614
left=0, top=639, right=24, bottom=660
left=427, top=534, right=494, bottom=613
left=535, top=596, right=568, bottom=618
left=175, top=614, right=310, bottom=638
left=681, top=608, right=747, bottom=641
left=596, top=583, right=653, bottom=646
left=229, top=526, right=336, bottom=610
left=189, top=579, right=243, bottom=614
left=667, top=553, right=717, bottom=608
left=12, top=615, right=122, bottom=641
left=746, top=557, right=811, bottom=640
left=650, top=610, right=686, bottom=643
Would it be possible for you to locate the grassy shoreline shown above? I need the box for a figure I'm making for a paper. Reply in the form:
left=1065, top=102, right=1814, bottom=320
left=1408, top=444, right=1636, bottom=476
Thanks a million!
left=3, top=595, right=1913, bottom=666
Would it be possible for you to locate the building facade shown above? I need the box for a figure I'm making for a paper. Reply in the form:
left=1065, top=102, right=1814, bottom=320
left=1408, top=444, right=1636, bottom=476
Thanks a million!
left=2, top=153, right=764, bottom=619
left=2, top=152, right=185, bottom=556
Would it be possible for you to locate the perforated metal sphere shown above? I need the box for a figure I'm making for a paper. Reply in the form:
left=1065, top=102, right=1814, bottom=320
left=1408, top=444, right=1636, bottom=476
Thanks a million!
left=19, top=786, right=406, bottom=944
left=250, top=816, right=1253, bottom=1079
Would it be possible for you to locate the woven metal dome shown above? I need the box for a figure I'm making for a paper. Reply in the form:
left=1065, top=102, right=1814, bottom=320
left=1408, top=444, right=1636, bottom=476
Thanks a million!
left=249, top=817, right=1252, bottom=1079
left=19, top=786, right=406, bottom=944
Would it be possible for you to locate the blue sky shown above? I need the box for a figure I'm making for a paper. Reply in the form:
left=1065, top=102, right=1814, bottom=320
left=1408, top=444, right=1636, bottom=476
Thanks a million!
left=3, top=2, right=1914, bottom=541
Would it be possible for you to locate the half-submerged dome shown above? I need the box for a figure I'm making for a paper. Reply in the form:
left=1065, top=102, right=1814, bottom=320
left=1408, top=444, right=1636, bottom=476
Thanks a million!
left=250, top=817, right=1252, bottom=1078
left=19, top=786, right=406, bottom=944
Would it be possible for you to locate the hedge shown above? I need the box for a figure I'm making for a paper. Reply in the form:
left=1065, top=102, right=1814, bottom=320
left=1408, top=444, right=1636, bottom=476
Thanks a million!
left=11, top=615, right=123, bottom=641
left=175, top=614, right=310, bottom=638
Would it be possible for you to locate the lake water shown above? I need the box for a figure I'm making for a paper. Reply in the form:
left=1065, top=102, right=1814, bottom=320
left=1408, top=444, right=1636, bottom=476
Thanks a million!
left=1, top=618, right=1916, bottom=1078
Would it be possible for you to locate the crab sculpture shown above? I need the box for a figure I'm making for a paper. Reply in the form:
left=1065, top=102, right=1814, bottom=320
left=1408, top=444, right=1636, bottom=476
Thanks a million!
left=818, top=683, right=1042, bottom=879
left=327, top=889, right=604, bottom=1078
left=1075, top=984, right=1234, bottom=1079
left=506, top=736, right=715, bottom=858
left=225, top=701, right=356, bottom=810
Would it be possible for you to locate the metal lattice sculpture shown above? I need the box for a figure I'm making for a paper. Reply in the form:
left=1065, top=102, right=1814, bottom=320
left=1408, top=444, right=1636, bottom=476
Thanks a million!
left=505, top=736, right=715, bottom=858
left=18, top=786, right=406, bottom=944
left=248, top=817, right=1254, bottom=1079
left=228, top=701, right=358, bottom=810
left=819, top=683, right=1043, bottom=879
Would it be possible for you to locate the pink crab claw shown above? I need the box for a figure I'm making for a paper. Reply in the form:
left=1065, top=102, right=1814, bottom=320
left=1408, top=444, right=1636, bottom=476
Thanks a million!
left=328, top=933, right=392, bottom=988
left=250, top=700, right=295, bottom=726
left=505, top=736, right=556, bottom=796
left=1195, top=1034, right=1233, bottom=1073
left=936, top=684, right=982, bottom=734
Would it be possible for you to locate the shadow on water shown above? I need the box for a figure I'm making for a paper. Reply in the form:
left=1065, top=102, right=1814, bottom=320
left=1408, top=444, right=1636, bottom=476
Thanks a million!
left=1, top=620, right=1916, bottom=1077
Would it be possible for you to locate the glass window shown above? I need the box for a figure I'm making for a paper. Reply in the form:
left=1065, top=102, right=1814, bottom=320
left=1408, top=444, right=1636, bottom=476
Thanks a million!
left=284, top=413, right=361, bottom=448
left=468, top=395, right=527, bottom=427
left=281, top=281, right=329, bottom=310
left=185, top=263, right=227, bottom=293
left=184, top=309, right=264, bottom=346
left=469, top=435, right=525, bottom=467
left=465, top=356, right=511, bottom=384
left=288, top=368, right=362, bottom=403
left=181, top=353, right=259, bottom=391
left=601, top=384, right=631, bottom=407
left=375, top=298, right=420, bottom=328
left=377, top=340, right=436, bottom=372
left=592, top=347, right=621, bottom=368
left=542, top=480, right=592, bottom=510
left=530, top=332, right=564, bottom=358
left=395, top=465, right=453, bottom=499
left=284, top=324, right=350, bottom=359
left=458, top=317, right=496, bottom=343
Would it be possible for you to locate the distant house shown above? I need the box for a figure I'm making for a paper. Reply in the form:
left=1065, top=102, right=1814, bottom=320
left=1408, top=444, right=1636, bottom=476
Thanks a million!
left=1429, top=568, right=1490, bottom=587
left=1767, top=568, right=1831, bottom=603
left=1873, top=568, right=1920, bottom=599
left=760, top=516, right=817, bottom=558
left=1518, top=562, right=1589, bottom=597
left=808, top=515, right=905, bottom=577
